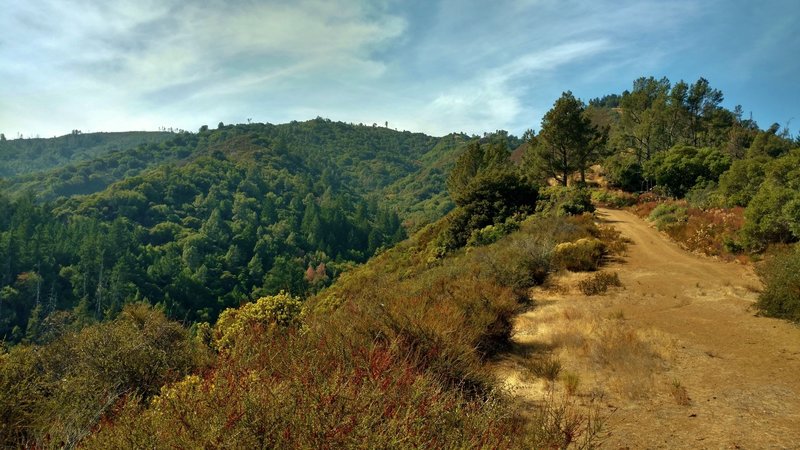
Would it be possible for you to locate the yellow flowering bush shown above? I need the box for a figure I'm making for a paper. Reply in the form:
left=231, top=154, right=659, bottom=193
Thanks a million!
left=213, top=291, right=303, bottom=349
left=553, top=237, right=605, bottom=271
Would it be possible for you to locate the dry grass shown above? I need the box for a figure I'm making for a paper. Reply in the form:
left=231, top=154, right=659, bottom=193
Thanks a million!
left=524, top=356, right=562, bottom=382
left=516, top=276, right=675, bottom=404
left=670, top=379, right=691, bottom=406
left=562, top=371, right=581, bottom=396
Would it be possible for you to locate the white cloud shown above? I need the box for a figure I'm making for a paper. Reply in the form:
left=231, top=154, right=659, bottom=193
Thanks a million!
left=416, top=40, right=611, bottom=134
left=1, top=0, right=796, bottom=138
left=0, top=0, right=406, bottom=136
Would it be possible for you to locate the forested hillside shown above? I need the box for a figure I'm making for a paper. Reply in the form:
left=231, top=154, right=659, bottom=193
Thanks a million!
left=1, top=130, right=607, bottom=448
left=0, top=131, right=173, bottom=179
left=521, top=76, right=799, bottom=321
left=523, top=77, right=799, bottom=252
left=0, top=119, right=491, bottom=343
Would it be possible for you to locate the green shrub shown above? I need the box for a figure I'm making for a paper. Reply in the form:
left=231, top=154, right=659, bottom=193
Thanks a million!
left=438, top=170, right=538, bottom=252
left=553, top=238, right=605, bottom=271
left=717, top=156, right=769, bottom=207
left=592, top=189, right=637, bottom=208
left=467, top=217, right=521, bottom=247
left=685, top=180, right=723, bottom=209
left=537, top=185, right=595, bottom=216
left=603, top=152, right=643, bottom=192
left=643, top=145, right=731, bottom=198
left=648, top=203, right=687, bottom=231
left=740, top=151, right=800, bottom=250
left=477, top=233, right=554, bottom=296
left=756, top=246, right=800, bottom=322
left=578, top=271, right=622, bottom=295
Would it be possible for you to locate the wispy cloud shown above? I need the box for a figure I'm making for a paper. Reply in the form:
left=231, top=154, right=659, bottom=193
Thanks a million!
left=417, top=40, right=612, bottom=134
left=0, top=0, right=797, bottom=137
left=0, top=0, right=405, bottom=134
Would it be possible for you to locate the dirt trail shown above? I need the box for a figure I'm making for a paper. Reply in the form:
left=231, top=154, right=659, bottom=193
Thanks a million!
left=500, top=208, right=800, bottom=449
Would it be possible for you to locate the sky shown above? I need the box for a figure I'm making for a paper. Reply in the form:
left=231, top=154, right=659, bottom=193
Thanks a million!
left=1, top=0, right=799, bottom=139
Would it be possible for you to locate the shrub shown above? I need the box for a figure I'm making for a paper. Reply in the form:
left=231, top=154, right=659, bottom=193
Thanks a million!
left=603, top=152, right=643, bottom=192
left=643, top=145, right=731, bottom=198
left=592, top=189, right=637, bottom=208
left=717, top=156, right=769, bottom=207
left=214, top=291, right=303, bottom=349
left=648, top=203, right=687, bottom=231
left=553, top=238, right=605, bottom=271
left=467, top=217, right=521, bottom=247
left=86, top=334, right=522, bottom=450
left=536, top=185, right=594, bottom=216
left=0, top=304, right=204, bottom=448
left=685, top=180, right=722, bottom=209
left=755, top=246, right=800, bottom=322
left=477, top=233, right=554, bottom=296
left=740, top=151, right=800, bottom=250
left=438, top=170, right=538, bottom=252
left=525, top=357, right=562, bottom=381
left=578, top=271, right=622, bottom=295
left=562, top=371, right=581, bottom=396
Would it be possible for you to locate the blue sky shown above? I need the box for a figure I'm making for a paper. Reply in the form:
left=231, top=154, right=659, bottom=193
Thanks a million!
left=1, top=0, right=798, bottom=138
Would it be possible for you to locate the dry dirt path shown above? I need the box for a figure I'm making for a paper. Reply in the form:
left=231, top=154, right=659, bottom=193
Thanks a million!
left=500, top=208, right=800, bottom=449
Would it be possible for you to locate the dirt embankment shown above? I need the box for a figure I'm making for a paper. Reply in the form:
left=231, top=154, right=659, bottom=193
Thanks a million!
left=497, top=208, right=800, bottom=448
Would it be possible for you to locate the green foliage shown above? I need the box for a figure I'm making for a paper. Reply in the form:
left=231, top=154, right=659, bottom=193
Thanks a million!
left=446, top=138, right=512, bottom=203
left=648, top=203, right=688, bottom=231
left=473, top=215, right=595, bottom=296
left=746, top=127, right=793, bottom=158
left=643, top=145, right=731, bottom=197
left=536, top=185, right=595, bottom=216
left=0, top=131, right=172, bottom=179
left=526, top=91, right=607, bottom=186
left=591, top=189, right=638, bottom=208
left=755, top=246, right=800, bottom=322
left=84, top=212, right=601, bottom=449
left=603, top=151, right=644, bottom=191
left=553, top=237, right=605, bottom=272
left=741, top=150, right=800, bottom=250
left=467, top=219, right=520, bottom=247
left=0, top=120, right=468, bottom=341
left=717, top=156, right=769, bottom=207
left=438, top=170, right=538, bottom=252
left=685, top=180, right=722, bottom=209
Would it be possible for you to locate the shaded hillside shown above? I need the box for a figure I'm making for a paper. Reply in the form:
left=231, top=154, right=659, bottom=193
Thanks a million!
left=0, top=131, right=173, bottom=178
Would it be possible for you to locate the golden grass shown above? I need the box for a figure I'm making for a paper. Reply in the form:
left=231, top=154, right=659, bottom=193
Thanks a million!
left=517, top=278, right=677, bottom=403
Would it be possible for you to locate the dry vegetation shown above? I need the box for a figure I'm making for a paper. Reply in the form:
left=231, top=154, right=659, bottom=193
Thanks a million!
left=73, top=212, right=615, bottom=449
left=631, top=197, right=747, bottom=261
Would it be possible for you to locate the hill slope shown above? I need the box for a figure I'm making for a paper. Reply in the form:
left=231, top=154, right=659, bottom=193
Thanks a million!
left=0, top=131, right=173, bottom=179
left=0, top=119, right=482, bottom=342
